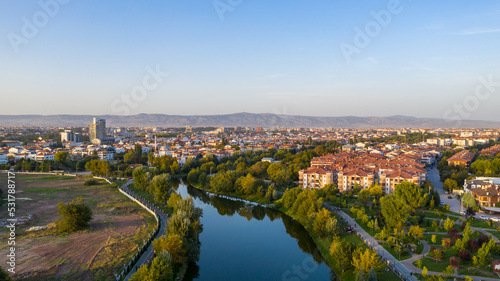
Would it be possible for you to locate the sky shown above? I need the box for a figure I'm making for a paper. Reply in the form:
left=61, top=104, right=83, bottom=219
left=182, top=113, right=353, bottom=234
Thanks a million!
left=1, top=0, right=500, bottom=121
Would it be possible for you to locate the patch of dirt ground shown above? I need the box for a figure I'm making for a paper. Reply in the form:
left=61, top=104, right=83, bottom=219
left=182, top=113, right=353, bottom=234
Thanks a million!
left=0, top=174, right=155, bottom=281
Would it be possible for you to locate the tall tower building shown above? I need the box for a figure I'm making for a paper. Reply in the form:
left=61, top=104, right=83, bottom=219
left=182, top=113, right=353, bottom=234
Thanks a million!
left=89, top=118, right=106, bottom=141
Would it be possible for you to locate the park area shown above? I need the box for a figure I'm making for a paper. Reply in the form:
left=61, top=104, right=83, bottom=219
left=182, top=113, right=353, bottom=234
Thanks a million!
left=0, top=174, right=155, bottom=281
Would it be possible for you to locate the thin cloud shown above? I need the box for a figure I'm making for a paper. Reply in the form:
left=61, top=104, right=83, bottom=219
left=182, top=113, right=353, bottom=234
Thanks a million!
left=457, top=28, right=500, bottom=35
left=268, top=74, right=284, bottom=79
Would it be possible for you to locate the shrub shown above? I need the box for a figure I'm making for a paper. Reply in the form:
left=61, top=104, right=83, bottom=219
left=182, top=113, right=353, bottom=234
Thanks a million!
left=468, top=239, right=479, bottom=251
left=458, top=249, right=471, bottom=261
left=56, top=198, right=93, bottom=233
left=84, top=178, right=98, bottom=186
left=477, top=235, right=489, bottom=248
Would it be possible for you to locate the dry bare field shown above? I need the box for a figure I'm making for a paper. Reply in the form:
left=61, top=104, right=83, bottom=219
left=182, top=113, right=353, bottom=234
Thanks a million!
left=0, top=174, right=155, bottom=281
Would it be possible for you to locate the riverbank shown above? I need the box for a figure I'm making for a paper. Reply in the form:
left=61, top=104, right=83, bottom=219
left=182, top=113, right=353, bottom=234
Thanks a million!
left=186, top=181, right=398, bottom=281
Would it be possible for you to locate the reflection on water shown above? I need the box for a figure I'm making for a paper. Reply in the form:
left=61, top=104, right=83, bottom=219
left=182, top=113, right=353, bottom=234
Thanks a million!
left=172, top=181, right=335, bottom=281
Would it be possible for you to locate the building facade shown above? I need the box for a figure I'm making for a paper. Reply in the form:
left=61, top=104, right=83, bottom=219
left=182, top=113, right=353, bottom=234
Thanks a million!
left=89, top=118, right=106, bottom=141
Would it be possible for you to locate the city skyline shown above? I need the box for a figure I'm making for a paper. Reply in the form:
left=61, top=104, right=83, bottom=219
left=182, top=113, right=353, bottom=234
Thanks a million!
left=1, top=1, right=500, bottom=121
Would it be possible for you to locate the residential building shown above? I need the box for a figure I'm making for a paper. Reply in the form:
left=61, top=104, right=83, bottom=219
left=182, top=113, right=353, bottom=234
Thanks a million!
left=60, top=130, right=83, bottom=143
left=299, top=167, right=334, bottom=189
left=464, top=178, right=500, bottom=208
left=447, top=150, right=475, bottom=167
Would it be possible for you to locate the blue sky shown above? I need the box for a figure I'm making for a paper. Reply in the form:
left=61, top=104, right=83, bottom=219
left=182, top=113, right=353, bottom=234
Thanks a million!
left=1, top=0, right=500, bottom=121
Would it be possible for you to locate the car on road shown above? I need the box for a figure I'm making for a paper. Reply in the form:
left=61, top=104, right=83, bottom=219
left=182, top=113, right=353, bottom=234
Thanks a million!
left=491, top=217, right=500, bottom=222
left=447, top=196, right=452, bottom=199
left=479, top=215, right=489, bottom=220
left=440, top=201, right=444, bottom=206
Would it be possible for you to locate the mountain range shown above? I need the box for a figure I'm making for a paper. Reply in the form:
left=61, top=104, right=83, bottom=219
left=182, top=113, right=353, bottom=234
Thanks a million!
left=0, top=113, right=499, bottom=128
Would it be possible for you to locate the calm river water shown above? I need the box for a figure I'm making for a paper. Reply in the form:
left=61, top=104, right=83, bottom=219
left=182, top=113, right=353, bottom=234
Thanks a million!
left=173, top=182, right=334, bottom=281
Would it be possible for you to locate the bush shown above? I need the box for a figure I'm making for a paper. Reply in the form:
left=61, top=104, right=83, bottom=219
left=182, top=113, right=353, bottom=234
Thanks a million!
left=56, top=198, right=93, bottom=233
left=458, top=249, right=471, bottom=261
left=84, top=178, right=98, bottom=186
left=468, top=239, right=479, bottom=251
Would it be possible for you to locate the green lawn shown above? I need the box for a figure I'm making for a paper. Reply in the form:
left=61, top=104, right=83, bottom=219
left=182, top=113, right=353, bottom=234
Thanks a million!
left=414, top=246, right=500, bottom=279
left=487, top=230, right=500, bottom=240
left=469, top=219, right=498, bottom=229
left=22, top=187, right=67, bottom=194
left=19, top=175, right=75, bottom=182
left=423, top=234, right=450, bottom=246
left=379, top=243, right=412, bottom=261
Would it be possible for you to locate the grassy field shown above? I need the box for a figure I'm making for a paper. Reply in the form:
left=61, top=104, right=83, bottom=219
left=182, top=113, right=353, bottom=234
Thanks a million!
left=0, top=173, right=156, bottom=281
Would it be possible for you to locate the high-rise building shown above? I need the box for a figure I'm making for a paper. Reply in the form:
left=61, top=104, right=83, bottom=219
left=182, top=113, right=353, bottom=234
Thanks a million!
left=60, top=130, right=83, bottom=143
left=89, top=118, right=106, bottom=141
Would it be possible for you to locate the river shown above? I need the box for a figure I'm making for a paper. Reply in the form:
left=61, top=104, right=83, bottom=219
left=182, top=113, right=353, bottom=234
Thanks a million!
left=173, top=182, right=334, bottom=281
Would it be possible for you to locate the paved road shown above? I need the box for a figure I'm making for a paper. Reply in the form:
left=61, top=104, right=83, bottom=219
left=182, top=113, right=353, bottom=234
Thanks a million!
left=427, top=166, right=463, bottom=214
left=120, top=180, right=168, bottom=281
left=428, top=166, right=500, bottom=222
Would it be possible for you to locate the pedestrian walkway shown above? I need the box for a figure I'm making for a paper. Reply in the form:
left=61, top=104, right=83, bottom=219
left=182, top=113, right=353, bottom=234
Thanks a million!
left=119, top=180, right=169, bottom=281
left=328, top=205, right=418, bottom=281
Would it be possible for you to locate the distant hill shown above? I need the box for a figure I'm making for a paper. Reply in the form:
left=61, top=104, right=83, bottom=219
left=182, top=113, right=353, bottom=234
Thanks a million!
left=0, top=113, right=499, bottom=128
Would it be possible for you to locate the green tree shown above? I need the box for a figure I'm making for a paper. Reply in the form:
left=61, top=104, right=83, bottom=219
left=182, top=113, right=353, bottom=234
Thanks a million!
left=472, top=239, right=495, bottom=267
left=369, top=184, right=383, bottom=198
left=443, top=265, right=454, bottom=278
left=264, top=186, right=275, bottom=203
left=355, top=268, right=367, bottom=281
left=330, top=239, right=354, bottom=273
left=56, top=198, right=93, bottom=233
left=380, top=194, right=408, bottom=229
left=422, top=266, right=428, bottom=277
left=130, top=255, right=173, bottom=281
left=394, top=182, right=428, bottom=210
left=167, top=193, right=182, bottom=210
left=170, top=161, right=179, bottom=174
left=462, top=192, right=476, bottom=209
left=326, top=217, right=339, bottom=238
left=312, top=208, right=331, bottom=237
left=433, top=249, right=443, bottom=262
left=352, top=248, right=380, bottom=275
left=150, top=173, right=172, bottom=203
left=358, top=189, right=371, bottom=206
left=453, top=238, right=465, bottom=254
left=443, top=178, right=458, bottom=193
left=443, top=217, right=454, bottom=232
left=239, top=173, right=256, bottom=195
left=152, top=234, right=188, bottom=265
left=54, top=151, right=70, bottom=163
left=210, top=171, right=235, bottom=193
left=367, top=267, right=377, bottom=281
left=133, top=166, right=150, bottom=191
